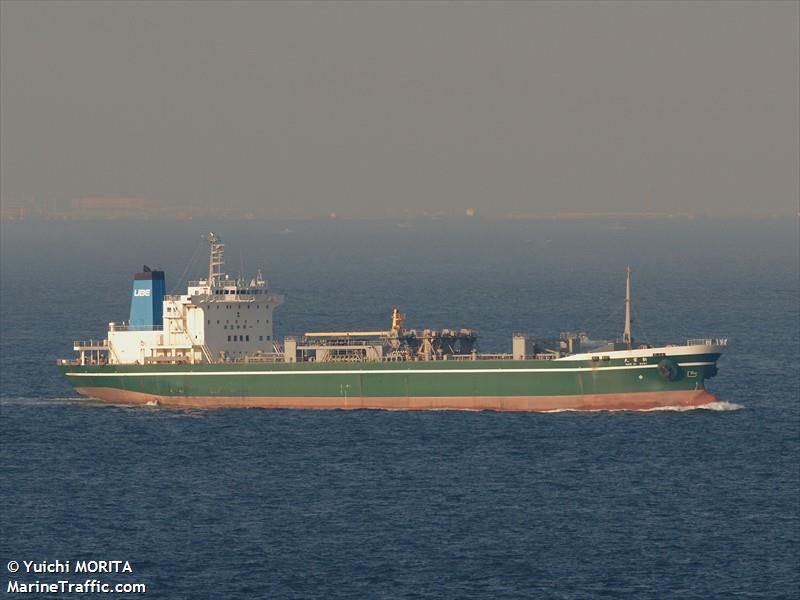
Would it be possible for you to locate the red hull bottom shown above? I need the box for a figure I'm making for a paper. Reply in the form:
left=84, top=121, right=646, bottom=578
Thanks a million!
left=75, top=387, right=719, bottom=412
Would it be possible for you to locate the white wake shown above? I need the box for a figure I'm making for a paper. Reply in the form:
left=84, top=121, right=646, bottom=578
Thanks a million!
left=541, top=401, right=743, bottom=413
left=638, top=401, right=743, bottom=412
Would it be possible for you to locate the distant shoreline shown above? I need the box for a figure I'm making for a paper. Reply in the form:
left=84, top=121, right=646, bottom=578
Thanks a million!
left=1, top=212, right=796, bottom=223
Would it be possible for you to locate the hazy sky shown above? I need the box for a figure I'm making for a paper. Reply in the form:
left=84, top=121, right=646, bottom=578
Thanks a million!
left=1, top=1, right=798, bottom=218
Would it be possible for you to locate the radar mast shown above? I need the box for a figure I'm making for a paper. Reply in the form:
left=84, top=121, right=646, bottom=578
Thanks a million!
left=206, top=232, right=225, bottom=288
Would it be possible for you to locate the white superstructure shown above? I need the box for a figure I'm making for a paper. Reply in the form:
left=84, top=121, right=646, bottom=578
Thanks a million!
left=99, top=233, right=283, bottom=365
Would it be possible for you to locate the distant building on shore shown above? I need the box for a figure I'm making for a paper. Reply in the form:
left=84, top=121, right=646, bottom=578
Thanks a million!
left=69, top=197, right=160, bottom=219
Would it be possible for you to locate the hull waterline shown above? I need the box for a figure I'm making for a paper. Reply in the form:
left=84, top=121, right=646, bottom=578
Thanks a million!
left=74, top=387, right=718, bottom=412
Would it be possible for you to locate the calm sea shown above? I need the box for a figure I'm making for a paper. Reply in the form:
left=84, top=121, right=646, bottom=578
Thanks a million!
left=1, top=219, right=798, bottom=599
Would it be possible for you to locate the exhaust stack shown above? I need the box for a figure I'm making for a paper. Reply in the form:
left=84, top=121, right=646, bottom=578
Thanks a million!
left=129, top=265, right=165, bottom=328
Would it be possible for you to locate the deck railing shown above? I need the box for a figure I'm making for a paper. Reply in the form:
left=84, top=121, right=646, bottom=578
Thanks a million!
left=73, top=339, right=108, bottom=348
left=687, top=338, right=728, bottom=347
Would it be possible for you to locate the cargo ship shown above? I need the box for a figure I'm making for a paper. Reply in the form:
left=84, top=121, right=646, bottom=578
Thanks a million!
left=58, top=233, right=726, bottom=411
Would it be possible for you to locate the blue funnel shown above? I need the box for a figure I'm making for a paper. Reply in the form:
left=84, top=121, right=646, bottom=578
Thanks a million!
left=129, top=266, right=165, bottom=328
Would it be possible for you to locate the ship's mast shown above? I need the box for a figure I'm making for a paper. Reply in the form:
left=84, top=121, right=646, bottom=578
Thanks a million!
left=206, top=232, right=225, bottom=288
left=623, top=266, right=632, bottom=349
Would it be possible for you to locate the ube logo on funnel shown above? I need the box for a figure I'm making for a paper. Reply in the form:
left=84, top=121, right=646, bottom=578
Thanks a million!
left=129, top=266, right=165, bottom=328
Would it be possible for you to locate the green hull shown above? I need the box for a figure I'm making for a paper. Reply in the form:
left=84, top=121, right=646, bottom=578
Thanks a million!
left=59, top=352, right=721, bottom=411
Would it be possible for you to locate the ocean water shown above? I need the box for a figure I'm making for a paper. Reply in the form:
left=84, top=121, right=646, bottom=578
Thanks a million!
left=1, top=219, right=798, bottom=599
